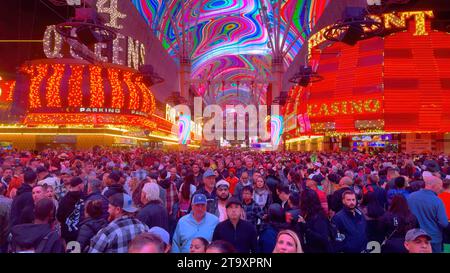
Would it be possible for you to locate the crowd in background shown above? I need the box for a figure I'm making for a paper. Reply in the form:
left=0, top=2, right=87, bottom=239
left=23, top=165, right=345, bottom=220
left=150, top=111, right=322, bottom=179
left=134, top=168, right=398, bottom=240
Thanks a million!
left=0, top=147, right=449, bottom=253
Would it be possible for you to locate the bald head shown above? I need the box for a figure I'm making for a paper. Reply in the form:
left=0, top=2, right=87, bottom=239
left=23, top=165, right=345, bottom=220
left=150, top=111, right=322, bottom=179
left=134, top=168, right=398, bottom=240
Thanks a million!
left=339, top=176, right=353, bottom=187
left=424, top=175, right=443, bottom=194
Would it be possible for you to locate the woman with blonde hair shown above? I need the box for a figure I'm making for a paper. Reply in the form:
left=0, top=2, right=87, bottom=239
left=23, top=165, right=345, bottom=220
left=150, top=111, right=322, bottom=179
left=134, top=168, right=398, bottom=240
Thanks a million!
left=253, top=176, right=272, bottom=211
left=273, top=229, right=303, bottom=253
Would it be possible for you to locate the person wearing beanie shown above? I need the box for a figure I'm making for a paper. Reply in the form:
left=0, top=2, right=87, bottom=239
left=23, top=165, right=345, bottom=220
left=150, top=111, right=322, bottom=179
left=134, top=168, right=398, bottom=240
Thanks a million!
left=56, top=176, right=85, bottom=243
left=136, top=183, right=169, bottom=231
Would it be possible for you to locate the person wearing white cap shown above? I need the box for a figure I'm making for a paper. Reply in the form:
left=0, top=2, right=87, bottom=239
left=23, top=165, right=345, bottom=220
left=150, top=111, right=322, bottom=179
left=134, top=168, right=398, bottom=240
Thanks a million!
left=89, top=193, right=149, bottom=253
left=136, top=183, right=169, bottom=231
left=216, top=180, right=231, bottom=222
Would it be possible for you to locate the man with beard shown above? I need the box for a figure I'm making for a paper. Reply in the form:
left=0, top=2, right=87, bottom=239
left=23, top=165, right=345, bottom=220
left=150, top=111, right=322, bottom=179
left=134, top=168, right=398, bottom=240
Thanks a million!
left=89, top=193, right=148, bottom=253
left=215, top=180, right=231, bottom=222
left=331, top=190, right=368, bottom=253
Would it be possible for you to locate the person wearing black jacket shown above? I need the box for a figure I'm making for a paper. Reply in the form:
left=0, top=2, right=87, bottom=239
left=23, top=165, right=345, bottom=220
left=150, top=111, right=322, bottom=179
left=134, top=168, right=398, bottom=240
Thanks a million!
left=276, top=184, right=291, bottom=212
left=85, top=179, right=108, bottom=219
left=362, top=174, right=388, bottom=210
left=10, top=170, right=37, bottom=228
left=296, top=189, right=332, bottom=253
left=332, top=190, right=368, bottom=253
left=136, top=182, right=169, bottom=231
left=266, top=169, right=281, bottom=205
left=77, top=199, right=108, bottom=252
left=378, top=195, right=419, bottom=253
left=328, top=177, right=353, bottom=214
left=103, top=171, right=126, bottom=199
left=212, top=197, right=257, bottom=253
left=11, top=198, right=64, bottom=253
left=258, top=203, right=289, bottom=253
left=57, top=177, right=85, bottom=243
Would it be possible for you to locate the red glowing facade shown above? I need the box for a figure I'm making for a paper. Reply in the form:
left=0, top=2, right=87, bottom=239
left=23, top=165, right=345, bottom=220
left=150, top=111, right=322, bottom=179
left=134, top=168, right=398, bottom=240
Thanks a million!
left=284, top=10, right=450, bottom=137
left=14, top=59, right=157, bottom=130
left=0, top=79, right=15, bottom=104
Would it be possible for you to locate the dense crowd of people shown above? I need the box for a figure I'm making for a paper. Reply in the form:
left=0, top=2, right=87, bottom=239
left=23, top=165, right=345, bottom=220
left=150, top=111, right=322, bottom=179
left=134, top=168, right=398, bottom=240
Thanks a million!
left=0, top=147, right=449, bottom=253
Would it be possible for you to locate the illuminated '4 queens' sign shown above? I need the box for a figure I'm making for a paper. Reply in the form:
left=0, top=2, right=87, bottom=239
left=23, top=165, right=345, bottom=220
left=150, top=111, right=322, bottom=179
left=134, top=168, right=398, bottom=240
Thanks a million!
left=308, top=10, right=435, bottom=59
left=43, top=0, right=145, bottom=70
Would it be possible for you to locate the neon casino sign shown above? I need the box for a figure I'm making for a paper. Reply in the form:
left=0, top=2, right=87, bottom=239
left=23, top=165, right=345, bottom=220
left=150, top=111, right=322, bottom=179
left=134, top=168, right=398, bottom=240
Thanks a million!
left=308, top=10, right=435, bottom=58
left=307, top=99, right=381, bottom=118
left=42, top=0, right=145, bottom=70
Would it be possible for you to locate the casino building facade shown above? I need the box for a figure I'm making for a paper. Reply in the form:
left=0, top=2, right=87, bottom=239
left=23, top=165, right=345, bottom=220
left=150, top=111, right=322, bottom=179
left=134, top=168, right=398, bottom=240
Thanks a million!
left=0, top=0, right=201, bottom=150
left=0, top=59, right=186, bottom=150
left=282, top=1, right=450, bottom=154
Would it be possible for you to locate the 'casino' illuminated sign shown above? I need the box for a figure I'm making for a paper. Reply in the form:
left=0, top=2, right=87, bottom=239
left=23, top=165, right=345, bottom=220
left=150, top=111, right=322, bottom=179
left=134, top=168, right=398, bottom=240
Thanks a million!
left=307, top=99, right=381, bottom=118
left=43, top=0, right=145, bottom=70
left=308, top=10, right=435, bottom=58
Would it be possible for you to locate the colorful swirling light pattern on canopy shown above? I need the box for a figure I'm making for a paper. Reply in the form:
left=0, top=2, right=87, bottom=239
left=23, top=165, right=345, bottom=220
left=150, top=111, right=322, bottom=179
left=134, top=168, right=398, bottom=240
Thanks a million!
left=132, top=0, right=329, bottom=102
left=270, top=114, right=284, bottom=148
left=193, top=54, right=271, bottom=104
left=178, top=114, right=192, bottom=144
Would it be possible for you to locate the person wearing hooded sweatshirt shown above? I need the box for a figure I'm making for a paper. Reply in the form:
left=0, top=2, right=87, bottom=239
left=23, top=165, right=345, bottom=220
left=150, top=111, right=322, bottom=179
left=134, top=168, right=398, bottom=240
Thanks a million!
left=10, top=170, right=37, bottom=228
left=258, top=203, right=289, bottom=253
left=84, top=179, right=108, bottom=220
left=76, top=199, right=108, bottom=252
left=103, top=171, right=126, bottom=199
left=57, top=177, right=85, bottom=243
left=11, top=198, right=64, bottom=253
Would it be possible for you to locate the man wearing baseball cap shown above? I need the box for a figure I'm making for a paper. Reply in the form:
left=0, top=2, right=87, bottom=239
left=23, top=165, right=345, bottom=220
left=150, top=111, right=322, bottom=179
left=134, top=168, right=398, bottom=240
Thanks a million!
left=172, top=193, right=219, bottom=253
left=89, top=193, right=149, bottom=253
left=193, top=169, right=218, bottom=215
left=212, top=197, right=257, bottom=253
left=404, top=228, right=433, bottom=253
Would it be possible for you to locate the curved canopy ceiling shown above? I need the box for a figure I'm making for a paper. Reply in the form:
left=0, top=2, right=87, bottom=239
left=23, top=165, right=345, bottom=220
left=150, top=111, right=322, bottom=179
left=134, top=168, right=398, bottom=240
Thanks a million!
left=132, top=0, right=329, bottom=104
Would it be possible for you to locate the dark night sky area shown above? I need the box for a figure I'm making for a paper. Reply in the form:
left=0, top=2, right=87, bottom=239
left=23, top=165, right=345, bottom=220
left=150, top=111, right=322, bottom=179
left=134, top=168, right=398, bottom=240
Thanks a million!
left=0, top=0, right=73, bottom=79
